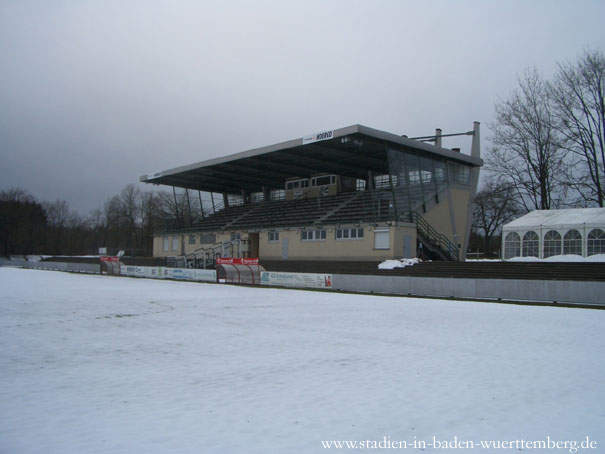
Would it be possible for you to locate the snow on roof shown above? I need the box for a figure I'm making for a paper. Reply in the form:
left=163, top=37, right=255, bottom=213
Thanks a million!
left=503, top=208, right=605, bottom=231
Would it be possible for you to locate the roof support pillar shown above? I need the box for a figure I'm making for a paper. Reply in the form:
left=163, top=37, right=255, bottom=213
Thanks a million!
left=172, top=187, right=181, bottom=226
left=223, top=193, right=229, bottom=208
left=241, top=189, right=249, bottom=204
left=185, top=189, right=192, bottom=225
left=198, top=191, right=205, bottom=219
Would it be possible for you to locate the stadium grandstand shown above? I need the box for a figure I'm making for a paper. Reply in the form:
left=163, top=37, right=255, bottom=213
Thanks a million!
left=141, top=123, right=482, bottom=268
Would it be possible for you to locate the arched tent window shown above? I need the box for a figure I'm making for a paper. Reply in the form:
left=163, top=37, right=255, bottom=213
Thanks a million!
left=563, top=229, right=582, bottom=256
left=522, top=231, right=539, bottom=257
left=587, top=229, right=605, bottom=256
left=504, top=232, right=520, bottom=259
left=543, top=230, right=561, bottom=258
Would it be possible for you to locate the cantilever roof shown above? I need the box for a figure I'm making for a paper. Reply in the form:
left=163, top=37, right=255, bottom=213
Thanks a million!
left=504, top=208, right=605, bottom=230
left=140, top=124, right=482, bottom=194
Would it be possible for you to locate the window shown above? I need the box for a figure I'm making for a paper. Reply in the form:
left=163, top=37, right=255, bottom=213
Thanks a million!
left=336, top=228, right=364, bottom=240
left=311, top=175, right=336, bottom=186
left=504, top=232, right=520, bottom=259
left=563, top=229, right=582, bottom=255
left=543, top=230, right=561, bottom=258
left=188, top=235, right=196, bottom=245
left=373, top=174, right=397, bottom=188
left=172, top=236, right=179, bottom=252
left=227, top=194, right=243, bottom=206
left=587, top=229, right=605, bottom=256
left=270, top=189, right=285, bottom=201
left=374, top=229, right=390, bottom=249
left=315, top=176, right=330, bottom=186
left=268, top=231, right=279, bottom=242
left=448, top=163, right=471, bottom=185
left=251, top=192, right=264, bottom=202
left=200, top=234, right=216, bottom=244
left=286, top=179, right=309, bottom=190
left=434, top=160, right=448, bottom=192
left=301, top=229, right=326, bottom=241
left=230, top=233, right=241, bottom=241
left=162, top=236, right=169, bottom=252
left=522, top=231, right=539, bottom=257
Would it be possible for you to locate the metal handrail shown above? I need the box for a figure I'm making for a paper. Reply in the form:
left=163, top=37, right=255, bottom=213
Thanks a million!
left=404, top=212, right=459, bottom=261
left=185, top=239, right=248, bottom=268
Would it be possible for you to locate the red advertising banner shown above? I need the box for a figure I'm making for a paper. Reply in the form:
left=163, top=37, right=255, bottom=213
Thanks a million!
left=100, top=256, right=120, bottom=262
left=241, top=258, right=259, bottom=265
left=216, top=257, right=259, bottom=265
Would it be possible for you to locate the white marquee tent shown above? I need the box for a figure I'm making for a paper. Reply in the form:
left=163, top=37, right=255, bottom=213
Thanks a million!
left=501, top=208, right=605, bottom=259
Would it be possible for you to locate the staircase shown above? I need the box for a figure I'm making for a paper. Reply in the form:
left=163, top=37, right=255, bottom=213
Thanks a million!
left=402, top=212, right=459, bottom=261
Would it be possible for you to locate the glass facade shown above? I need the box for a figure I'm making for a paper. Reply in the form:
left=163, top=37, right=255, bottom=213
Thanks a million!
left=385, top=147, right=471, bottom=220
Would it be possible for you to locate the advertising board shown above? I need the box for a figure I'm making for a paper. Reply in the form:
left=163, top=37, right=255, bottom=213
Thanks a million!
left=260, top=271, right=333, bottom=289
left=120, top=266, right=216, bottom=282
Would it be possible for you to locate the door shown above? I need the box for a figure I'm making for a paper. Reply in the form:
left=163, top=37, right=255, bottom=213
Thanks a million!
left=403, top=234, right=412, bottom=258
left=281, top=238, right=289, bottom=260
left=248, top=233, right=259, bottom=258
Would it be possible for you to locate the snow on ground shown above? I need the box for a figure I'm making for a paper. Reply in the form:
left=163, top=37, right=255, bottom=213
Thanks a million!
left=1, top=268, right=603, bottom=454
left=468, top=254, right=605, bottom=263
left=378, top=258, right=421, bottom=269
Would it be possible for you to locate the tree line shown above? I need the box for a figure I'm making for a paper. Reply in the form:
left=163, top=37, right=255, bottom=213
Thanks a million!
left=472, top=48, right=604, bottom=256
left=0, top=185, right=206, bottom=256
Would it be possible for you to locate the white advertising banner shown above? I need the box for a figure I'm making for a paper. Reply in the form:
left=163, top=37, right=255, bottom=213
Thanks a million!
left=302, top=130, right=333, bottom=145
left=121, top=266, right=216, bottom=282
left=260, top=271, right=333, bottom=289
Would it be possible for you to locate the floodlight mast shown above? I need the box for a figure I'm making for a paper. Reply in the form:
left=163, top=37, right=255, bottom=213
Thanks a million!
left=409, top=130, right=475, bottom=143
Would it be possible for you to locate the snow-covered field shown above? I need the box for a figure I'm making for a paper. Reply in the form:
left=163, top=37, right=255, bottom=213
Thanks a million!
left=1, top=268, right=603, bottom=453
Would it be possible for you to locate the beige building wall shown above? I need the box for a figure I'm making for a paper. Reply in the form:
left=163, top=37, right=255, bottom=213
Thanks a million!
left=422, top=187, right=471, bottom=256
left=152, top=223, right=417, bottom=261
left=259, top=223, right=416, bottom=261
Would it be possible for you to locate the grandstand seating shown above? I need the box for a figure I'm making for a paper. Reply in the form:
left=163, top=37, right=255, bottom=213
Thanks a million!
left=186, top=189, right=418, bottom=232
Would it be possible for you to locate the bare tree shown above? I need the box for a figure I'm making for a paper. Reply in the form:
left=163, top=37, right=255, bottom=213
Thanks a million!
left=472, top=178, right=522, bottom=254
left=0, top=187, right=36, bottom=203
left=550, top=49, right=605, bottom=206
left=487, top=68, right=566, bottom=211
left=119, top=184, right=142, bottom=249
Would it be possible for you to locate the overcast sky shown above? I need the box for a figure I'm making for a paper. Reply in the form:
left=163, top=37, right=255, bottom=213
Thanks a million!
left=1, top=0, right=604, bottom=214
